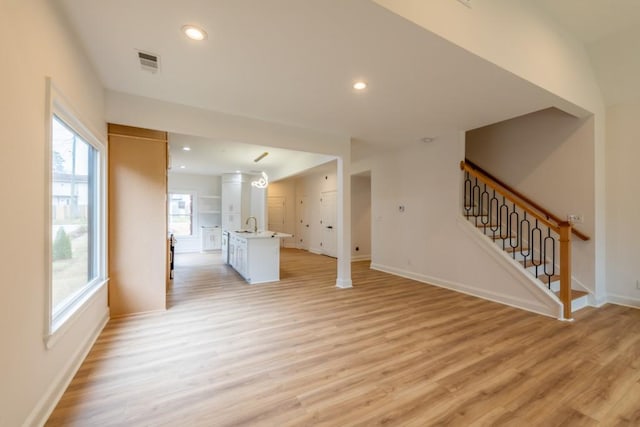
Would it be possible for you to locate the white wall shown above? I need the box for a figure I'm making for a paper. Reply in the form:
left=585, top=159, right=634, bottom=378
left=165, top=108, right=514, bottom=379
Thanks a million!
left=0, top=2, right=108, bottom=426
left=466, top=108, right=596, bottom=294
left=351, top=175, right=372, bottom=260
left=606, top=101, right=640, bottom=307
left=372, top=0, right=607, bottom=301
left=168, top=172, right=221, bottom=253
left=368, top=132, right=561, bottom=317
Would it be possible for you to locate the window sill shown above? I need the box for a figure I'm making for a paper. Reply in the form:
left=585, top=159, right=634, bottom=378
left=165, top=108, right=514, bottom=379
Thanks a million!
left=45, top=279, right=109, bottom=350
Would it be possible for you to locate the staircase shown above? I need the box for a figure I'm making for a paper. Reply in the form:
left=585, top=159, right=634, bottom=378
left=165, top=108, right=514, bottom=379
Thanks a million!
left=461, top=160, right=590, bottom=320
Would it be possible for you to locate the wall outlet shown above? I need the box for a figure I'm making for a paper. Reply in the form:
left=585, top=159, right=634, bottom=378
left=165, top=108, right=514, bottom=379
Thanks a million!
left=567, top=214, right=584, bottom=224
left=636, top=280, right=640, bottom=290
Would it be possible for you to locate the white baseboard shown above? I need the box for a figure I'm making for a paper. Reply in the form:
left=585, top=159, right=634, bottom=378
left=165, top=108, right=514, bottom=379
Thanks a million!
left=25, top=308, right=109, bottom=427
left=370, top=262, right=558, bottom=319
left=309, top=247, right=323, bottom=255
left=336, top=278, right=353, bottom=288
left=351, top=254, right=371, bottom=262
left=607, top=293, right=640, bottom=309
left=589, top=293, right=608, bottom=308
left=283, top=242, right=298, bottom=249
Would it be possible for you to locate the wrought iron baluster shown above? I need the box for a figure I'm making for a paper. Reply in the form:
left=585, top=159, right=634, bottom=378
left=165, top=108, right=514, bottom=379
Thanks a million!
left=508, top=204, right=519, bottom=259
left=489, top=189, right=499, bottom=240
left=543, top=228, right=556, bottom=289
left=531, top=219, right=543, bottom=279
left=471, top=178, right=481, bottom=227
left=480, top=184, right=490, bottom=228
left=520, top=211, right=531, bottom=266
left=463, top=171, right=472, bottom=217
left=499, top=196, right=509, bottom=250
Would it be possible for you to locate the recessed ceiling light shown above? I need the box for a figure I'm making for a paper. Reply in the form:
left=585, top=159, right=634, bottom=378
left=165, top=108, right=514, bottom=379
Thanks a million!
left=182, top=25, right=207, bottom=41
left=182, top=146, right=191, bottom=151
left=235, top=170, right=241, bottom=173
left=421, top=137, right=435, bottom=143
left=180, top=165, right=186, bottom=169
left=353, top=81, right=367, bottom=90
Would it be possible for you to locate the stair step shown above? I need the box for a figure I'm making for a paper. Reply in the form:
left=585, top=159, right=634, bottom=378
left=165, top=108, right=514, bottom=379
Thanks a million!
left=466, top=213, right=590, bottom=315
left=554, top=289, right=589, bottom=301
left=537, top=274, right=561, bottom=283
left=489, top=235, right=516, bottom=241
left=476, top=223, right=500, bottom=231
left=505, top=246, right=529, bottom=253
left=519, top=259, right=548, bottom=268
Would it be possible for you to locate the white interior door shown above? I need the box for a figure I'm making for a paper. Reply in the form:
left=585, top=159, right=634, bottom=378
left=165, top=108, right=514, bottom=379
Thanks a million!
left=320, top=191, right=337, bottom=257
left=296, top=196, right=309, bottom=250
left=268, top=196, right=285, bottom=233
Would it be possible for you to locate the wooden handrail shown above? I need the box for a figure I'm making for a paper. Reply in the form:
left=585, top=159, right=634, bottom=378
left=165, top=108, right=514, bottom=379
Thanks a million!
left=462, top=160, right=590, bottom=241
left=460, top=161, right=559, bottom=232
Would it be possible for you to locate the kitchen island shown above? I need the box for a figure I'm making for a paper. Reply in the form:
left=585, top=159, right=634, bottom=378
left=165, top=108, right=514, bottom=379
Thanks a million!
left=227, top=230, right=292, bottom=284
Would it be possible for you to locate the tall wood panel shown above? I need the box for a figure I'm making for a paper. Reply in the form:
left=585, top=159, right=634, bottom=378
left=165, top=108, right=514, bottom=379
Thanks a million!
left=108, top=124, right=167, bottom=316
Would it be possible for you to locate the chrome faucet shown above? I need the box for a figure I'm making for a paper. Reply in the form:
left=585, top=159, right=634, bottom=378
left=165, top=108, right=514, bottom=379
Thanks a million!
left=246, top=216, right=258, bottom=233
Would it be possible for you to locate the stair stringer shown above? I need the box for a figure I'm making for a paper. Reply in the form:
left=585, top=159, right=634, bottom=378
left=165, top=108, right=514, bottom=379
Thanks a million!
left=457, top=216, right=564, bottom=319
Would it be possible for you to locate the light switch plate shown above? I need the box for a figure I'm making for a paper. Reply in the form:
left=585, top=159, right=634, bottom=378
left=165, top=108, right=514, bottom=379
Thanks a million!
left=567, top=214, right=584, bottom=224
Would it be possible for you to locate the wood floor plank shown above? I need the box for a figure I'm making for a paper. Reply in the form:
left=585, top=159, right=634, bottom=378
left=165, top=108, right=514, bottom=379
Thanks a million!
left=46, top=249, right=640, bottom=426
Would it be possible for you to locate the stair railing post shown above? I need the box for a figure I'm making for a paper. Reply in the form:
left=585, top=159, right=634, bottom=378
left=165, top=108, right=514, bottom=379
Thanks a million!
left=559, top=221, right=572, bottom=320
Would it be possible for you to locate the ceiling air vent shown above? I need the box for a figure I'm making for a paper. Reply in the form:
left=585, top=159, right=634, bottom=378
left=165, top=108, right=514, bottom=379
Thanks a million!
left=137, top=50, right=160, bottom=73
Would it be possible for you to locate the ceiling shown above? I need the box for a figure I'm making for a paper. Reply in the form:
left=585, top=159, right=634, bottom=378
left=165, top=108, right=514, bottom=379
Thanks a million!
left=533, top=0, right=640, bottom=44
left=56, top=0, right=637, bottom=175
left=533, top=0, right=640, bottom=106
left=169, top=132, right=334, bottom=177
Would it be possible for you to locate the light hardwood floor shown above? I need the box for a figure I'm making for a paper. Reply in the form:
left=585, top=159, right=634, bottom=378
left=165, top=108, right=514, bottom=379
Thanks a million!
left=47, top=249, right=640, bottom=426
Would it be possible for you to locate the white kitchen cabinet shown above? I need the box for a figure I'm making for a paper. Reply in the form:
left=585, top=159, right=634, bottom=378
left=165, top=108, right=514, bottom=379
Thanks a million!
left=201, top=226, right=222, bottom=251
left=221, top=174, right=251, bottom=231
left=227, top=231, right=291, bottom=284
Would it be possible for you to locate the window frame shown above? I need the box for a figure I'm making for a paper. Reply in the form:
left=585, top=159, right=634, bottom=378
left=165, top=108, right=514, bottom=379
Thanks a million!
left=168, top=191, right=196, bottom=237
left=45, top=79, right=107, bottom=347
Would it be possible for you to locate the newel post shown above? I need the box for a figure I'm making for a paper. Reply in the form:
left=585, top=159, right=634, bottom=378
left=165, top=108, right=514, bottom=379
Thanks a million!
left=559, top=222, right=573, bottom=320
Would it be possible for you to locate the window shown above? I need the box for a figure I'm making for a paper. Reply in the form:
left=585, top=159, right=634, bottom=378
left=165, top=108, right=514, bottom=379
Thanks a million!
left=48, top=82, right=105, bottom=339
left=168, top=193, right=193, bottom=236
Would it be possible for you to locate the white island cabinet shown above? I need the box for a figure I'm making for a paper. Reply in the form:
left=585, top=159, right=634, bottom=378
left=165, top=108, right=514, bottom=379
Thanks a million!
left=228, top=231, right=292, bottom=284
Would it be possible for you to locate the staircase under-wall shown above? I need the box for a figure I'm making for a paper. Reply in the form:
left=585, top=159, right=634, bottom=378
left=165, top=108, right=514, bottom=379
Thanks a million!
left=461, top=160, right=590, bottom=319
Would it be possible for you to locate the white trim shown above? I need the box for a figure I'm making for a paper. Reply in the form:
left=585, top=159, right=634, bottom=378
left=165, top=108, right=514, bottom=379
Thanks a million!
left=370, top=262, right=559, bottom=319
left=45, top=280, right=108, bottom=349
left=607, top=293, right=640, bottom=309
left=351, top=254, right=371, bottom=262
left=168, top=190, right=197, bottom=238
left=309, top=247, right=323, bottom=255
left=283, top=242, right=298, bottom=249
left=590, top=293, right=608, bottom=308
left=24, top=307, right=109, bottom=427
left=336, top=278, right=353, bottom=288
left=45, top=78, right=108, bottom=343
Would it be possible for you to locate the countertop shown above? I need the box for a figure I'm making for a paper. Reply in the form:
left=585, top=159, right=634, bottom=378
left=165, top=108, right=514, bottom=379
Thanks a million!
left=229, top=230, right=292, bottom=239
